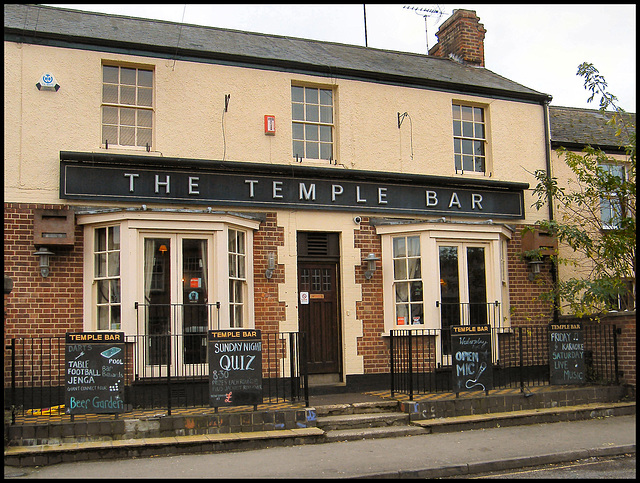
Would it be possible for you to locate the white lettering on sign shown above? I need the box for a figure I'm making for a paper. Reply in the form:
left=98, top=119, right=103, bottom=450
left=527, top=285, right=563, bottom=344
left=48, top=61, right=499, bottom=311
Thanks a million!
left=245, top=179, right=258, bottom=198
left=188, top=176, right=200, bottom=195
left=155, top=175, right=170, bottom=194
left=331, top=184, right=343, bottom=201
left=472, top=193, right=483, bottom=210
left=426, top=190, right=438, bottom=207
left=272, top=181, right=283, bottom=199
left=124, top=173, right=139, bottom=192
left=356, top=186, right=367, bottom=203
left=378, top=187, right=388, bottom=204
left=299, top=183, right=316, bottom=200
left=449, top=192, right=461, bottom=209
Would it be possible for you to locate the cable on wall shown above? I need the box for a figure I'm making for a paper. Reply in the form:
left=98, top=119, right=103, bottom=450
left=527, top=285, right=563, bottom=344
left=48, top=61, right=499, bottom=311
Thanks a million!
left=222, top=94, right=230, bottom=160
left=397, top=111, right=414, bottom=160
left=172, top=5, right=187, bottom=71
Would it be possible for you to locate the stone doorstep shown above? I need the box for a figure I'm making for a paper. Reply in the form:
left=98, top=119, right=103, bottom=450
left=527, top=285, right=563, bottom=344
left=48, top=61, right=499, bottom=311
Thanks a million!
left=324, top=425, right=428, bottom=443
left=3, top=427, right=325, bottom=458
left=312, top=400, right=399, bottom=417
left=411, top=401, right=637, bottom=430
left=316, top=412, right=409, bottom=431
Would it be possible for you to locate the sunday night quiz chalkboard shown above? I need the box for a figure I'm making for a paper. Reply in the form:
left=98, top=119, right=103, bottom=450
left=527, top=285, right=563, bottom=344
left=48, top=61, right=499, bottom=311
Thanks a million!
left=65, top=332, right=125, bottom=414
left=450, top=325, right=493, bottom=394
left=208, top=329, right=263, bottom=407
left=549, top=322, right=585, bottom=385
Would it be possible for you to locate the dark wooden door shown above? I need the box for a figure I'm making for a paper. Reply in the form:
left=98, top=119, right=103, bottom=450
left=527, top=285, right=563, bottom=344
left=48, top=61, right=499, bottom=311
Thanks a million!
left=298, top=262, right=340, bottom=374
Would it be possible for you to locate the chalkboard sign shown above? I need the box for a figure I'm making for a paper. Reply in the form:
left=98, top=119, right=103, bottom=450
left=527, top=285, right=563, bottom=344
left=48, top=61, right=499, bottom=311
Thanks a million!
left=450, top=325, right=493, bottom=394
left=549, top=322, right=585, bottom=385
left=208, top=329, right=263, bottom=407
left=65, top=332, right=125, bottom=414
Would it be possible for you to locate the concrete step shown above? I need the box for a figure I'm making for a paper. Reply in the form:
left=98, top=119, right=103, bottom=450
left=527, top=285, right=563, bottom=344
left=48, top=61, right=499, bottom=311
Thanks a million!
left=313, top=400, right=400, bottom=417
left=324, top=425, right=428, bottom=443
left=411, top=401, right=637, bottom=433
left=316, top=412, right=409, bottom=431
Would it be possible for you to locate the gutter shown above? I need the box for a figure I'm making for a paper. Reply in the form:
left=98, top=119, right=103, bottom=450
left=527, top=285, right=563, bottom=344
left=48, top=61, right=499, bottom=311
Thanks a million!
left=543, top=98, right=560, bottom=324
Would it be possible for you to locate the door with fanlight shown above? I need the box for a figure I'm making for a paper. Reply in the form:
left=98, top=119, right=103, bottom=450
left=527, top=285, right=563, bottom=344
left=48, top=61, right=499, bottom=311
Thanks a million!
left=437, top=242, right=490, bottom=358
left=140, top=234, right=213, bottom=375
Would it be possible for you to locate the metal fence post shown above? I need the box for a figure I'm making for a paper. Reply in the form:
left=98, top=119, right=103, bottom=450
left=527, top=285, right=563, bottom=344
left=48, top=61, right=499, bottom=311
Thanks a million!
left=10, top=338, right=16, bottom=424
left=389, top=330, right=395, bottom=397
left=518, top=327, right=524, bottom=394
left=408, top=330, right=413, bottom=401
left=612, top=325, right=620, bottom=385
left=166, top=334, right=172, bottom=416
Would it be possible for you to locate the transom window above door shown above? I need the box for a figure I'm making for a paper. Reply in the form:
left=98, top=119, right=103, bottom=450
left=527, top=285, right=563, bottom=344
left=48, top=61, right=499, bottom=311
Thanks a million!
left=292, top=85, right=334, bottom=161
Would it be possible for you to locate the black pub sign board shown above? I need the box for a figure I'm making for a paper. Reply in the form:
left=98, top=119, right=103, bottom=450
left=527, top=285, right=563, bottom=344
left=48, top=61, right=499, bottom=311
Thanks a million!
left=450, top=325, right=493, bottom=394
left=549, top=322, right=585, bottom=385
left=65, top=332, right=125, bottom=414
left=208, top=329, right=263, bottom=407
left=60, top=156, right=526, bottom=219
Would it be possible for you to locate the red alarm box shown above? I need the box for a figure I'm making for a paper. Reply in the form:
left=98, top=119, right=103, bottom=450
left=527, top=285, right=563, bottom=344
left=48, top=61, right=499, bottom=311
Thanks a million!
left=264, top=115, right=276, bottom=135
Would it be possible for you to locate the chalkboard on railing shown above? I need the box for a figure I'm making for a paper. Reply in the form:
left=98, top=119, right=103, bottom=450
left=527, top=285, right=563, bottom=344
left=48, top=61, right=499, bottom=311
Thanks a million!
left=450, top=325, right=493, bottom=394
left=65, top=332, right=125, bottom=414
left=208, top=329, right=263, bottom=408
left=549, top=322, right=585, bottom=385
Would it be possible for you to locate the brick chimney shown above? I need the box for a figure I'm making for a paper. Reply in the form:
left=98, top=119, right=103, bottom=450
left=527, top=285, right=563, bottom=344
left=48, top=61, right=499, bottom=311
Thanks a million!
left=428, top=9, right=486, bottom=67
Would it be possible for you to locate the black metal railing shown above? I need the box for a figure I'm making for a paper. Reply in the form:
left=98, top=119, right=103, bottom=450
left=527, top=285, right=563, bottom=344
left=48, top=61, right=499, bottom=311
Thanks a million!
left=390, top=323, right=619, bottom=400
left=5, top=330, right=308, bottom=422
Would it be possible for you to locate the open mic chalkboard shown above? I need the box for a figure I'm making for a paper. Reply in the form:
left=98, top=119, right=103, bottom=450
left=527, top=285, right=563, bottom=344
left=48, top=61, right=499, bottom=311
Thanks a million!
left=450, top=325, right=493, bottom=394
left=208, top=329, right=263, bottom=408
left=65, top=332, right=125, bottom=414
left=549, top=322, right=585, bottom=385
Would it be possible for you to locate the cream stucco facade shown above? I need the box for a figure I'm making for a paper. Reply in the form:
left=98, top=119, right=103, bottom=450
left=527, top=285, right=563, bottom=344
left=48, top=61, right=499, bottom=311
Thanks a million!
left=5, top=5, right=559, bottom=384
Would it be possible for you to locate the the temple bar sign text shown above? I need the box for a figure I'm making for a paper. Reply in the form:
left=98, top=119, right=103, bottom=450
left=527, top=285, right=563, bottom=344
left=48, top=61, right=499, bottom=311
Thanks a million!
left=61, top=162, right=525, bottom=218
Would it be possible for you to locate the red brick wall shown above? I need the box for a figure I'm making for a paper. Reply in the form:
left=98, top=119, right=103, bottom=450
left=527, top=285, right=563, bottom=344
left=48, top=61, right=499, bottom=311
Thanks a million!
left=4, top=203, right=84, bottom=386
left=252, top=212, right=286, bottom=335
left=507, top=226, right=555, bottom=326
left=560, top=313, right=636, bottom=390
left=354, top=217, right=387, bottom=374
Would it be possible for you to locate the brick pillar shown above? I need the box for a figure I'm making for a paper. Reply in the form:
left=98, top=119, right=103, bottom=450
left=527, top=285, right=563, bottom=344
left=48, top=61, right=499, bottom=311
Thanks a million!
left=429, top=9, right=486, bottom=67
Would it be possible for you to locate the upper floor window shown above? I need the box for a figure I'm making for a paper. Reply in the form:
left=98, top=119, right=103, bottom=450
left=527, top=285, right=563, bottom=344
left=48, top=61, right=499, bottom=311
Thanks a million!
left=453, top=104, right=486, bottom=174
left=599, top=164, right=626, bottom=229
left=102, top=64, right=153, bottom=149
left=292, top=86, right=334, bottom=161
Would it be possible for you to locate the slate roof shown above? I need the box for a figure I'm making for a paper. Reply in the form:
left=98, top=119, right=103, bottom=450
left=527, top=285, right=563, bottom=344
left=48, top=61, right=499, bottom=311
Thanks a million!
left=549, top=106, right=636, bottom=151
left=4, top=4, right=550, bottom=103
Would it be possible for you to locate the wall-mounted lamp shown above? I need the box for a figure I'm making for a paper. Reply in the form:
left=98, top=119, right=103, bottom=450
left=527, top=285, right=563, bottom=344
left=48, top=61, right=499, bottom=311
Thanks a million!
left=34, top=247, right=55, bottom=278
left=265, top=252, right=276, bottom=279
left=364, top=252, right=380, bottom=280
left=528, top=260, right=544, bottom=281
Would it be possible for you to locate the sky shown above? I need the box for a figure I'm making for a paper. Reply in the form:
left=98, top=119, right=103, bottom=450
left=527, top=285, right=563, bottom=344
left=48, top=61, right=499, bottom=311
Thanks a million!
left=46, top=4, right=636, bottom=112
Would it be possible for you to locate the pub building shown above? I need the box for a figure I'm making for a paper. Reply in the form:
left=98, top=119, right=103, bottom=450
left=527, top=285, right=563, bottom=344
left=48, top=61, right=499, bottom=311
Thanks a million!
left=5, top=5, right=563, bottom=392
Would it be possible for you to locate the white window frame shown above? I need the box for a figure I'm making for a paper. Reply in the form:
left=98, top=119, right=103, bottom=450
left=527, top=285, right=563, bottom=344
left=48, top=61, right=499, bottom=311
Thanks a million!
left=78, top=211, right=260, bottom=334
left=93, top=225, right=121, bottom=331
left=378, top=222, right=512, bottom=336
left=599, top=163, right=626, bottom=230
left=228, top=228, right=248, bottom=328
left=101, top=63, right=154, bottom=150
left=452, top=103, right=488, bottom=175
left=291, top=84, right=335, bottom=162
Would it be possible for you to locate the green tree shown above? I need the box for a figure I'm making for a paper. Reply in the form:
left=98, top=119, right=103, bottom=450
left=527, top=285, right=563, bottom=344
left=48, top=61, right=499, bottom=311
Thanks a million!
left=530, top=63, right=636, bottom=317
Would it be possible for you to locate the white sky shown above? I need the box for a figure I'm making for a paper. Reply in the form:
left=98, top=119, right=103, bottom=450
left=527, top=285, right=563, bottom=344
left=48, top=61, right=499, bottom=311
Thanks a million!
left=46, top=4, right=636, bottom=112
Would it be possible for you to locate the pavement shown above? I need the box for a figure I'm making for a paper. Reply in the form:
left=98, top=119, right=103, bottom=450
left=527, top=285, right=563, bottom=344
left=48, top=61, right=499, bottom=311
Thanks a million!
left=4, top=411, right=636, bottom=478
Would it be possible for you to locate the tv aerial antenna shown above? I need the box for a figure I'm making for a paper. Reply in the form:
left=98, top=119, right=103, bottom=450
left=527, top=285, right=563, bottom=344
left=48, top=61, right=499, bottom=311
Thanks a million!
left=403, top=5, right=448, bottom=53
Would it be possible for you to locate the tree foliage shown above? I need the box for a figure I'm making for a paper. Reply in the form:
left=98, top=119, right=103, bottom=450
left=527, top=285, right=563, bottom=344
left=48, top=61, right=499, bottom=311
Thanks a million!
left=530, top=63, right=636, bottom=316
